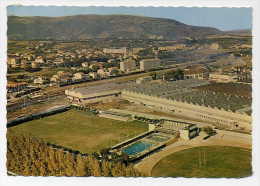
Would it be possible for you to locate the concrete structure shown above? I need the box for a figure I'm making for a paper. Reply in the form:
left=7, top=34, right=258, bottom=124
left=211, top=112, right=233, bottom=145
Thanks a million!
left=140, top=58, right=161, bottom=71
left=98, top=110, right=132, bottom=121
left=103, top=47, right=127, bottom=54
left=97, top=68, right=110, bottom=78
left=158, top=44, right=186, bottom=51
left=110, top=130, right=177, bottom=161
left=121, top=80, right=251, bottom=132
left=179, top=124, right=200, bottom=140
left=149, top=124, right=156, bottom=131
left=73, top=72, right=89, bottom=80
left=88, top=72, right=98, bottom=80
left=8, top=57, right=20, bottom=68
left=120, top=59, right=137, bottom=72
left=184, top=66, right=209, bottom=80
left=35, top=56, right=45, bottom=64
left=81, top=62, right=89, bottom=68
left=7, top=82, right=27, bottom=92
left=209, top=73, right=237, bottom=83
left=34, top=77, right=49, bottom=85
left=20, top=59, right=30, bottom=69
left=31, top=62, right=40, bottom=68
left=132, top=48, right=144, bottom=54
left=136, top=76, right=153, bottom=84
left=65, top=82, right=133, bottom=104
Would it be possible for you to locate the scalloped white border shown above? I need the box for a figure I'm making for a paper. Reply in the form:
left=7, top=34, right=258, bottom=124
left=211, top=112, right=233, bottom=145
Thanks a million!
left=0, top=1, right=259, bottom=186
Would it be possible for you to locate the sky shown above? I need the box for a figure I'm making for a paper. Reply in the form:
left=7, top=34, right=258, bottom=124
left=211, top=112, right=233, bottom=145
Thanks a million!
left=7, top=6, right=252, bottom=31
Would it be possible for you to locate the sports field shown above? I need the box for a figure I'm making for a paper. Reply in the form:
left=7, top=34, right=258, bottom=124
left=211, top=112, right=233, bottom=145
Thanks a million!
left=151, top=146, right=252, bottom=178
left=7, top=109, right=148, bottom=153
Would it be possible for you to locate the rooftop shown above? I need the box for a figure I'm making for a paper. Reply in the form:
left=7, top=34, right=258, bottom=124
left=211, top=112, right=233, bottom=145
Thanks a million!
left=124, top=79, right=210, bottom=97
left=66, top=82, right=135, bottom=98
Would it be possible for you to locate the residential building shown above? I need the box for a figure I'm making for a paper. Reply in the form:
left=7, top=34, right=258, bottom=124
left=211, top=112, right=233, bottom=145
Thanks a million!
left=81, top=62, right=89, bottom=68
left=7, top=57, right=20, bottom=68
left=31, top=62, right=40, bottom=68
left=184, top=66, right=209, bottom=80
left=34, top=77, right=49, bottom=85
left=88, top=72, right=98, bottom=80
left=73, top=72, right=89, bottom=80
left=7, top=82, right=27, bottom=92
left=120, top=58, right=137, bottom=72
left=158, top=44, right=185, bottom=51
left=140, top=58, right=161, bottom=71
left=103, top=47, right=127, bottom=54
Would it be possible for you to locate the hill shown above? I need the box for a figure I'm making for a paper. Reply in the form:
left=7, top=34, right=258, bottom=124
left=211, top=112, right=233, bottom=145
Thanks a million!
left=8, top=15, right=221, bottom=41
left=224, top=29, right=252, bottom=36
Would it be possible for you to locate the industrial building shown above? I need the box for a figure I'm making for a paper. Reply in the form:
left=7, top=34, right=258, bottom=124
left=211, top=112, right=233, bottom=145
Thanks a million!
left=140, top=58, right=161, bottom=71
left=121, top=79, right=251, bottom=132
left=65, top=82, right=133, bottom=104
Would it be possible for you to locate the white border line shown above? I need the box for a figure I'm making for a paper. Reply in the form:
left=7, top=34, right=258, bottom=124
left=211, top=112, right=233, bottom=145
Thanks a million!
left=0, top=1, right=259, bottom=186
left=2, top=0, right=254, bottom=7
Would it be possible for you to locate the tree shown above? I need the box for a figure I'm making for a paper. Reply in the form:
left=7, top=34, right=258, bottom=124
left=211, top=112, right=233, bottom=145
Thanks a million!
left=151, top=72, right=157, bottom=80
left=6, top=134, right=143, bottom=177
left=110, top=69, right=119, bottom=76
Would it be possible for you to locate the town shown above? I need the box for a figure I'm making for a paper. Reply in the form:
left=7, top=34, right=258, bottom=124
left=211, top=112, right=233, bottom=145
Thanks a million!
left=6, top=13, right=252, bottom=178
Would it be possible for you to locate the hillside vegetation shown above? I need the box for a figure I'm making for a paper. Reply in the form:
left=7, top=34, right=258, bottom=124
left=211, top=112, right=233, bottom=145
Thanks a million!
left=8, top=15, right=221, bottom=41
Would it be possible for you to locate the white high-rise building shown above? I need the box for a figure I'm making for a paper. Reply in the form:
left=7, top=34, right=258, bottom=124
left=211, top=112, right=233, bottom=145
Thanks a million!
left=140, top=58, right=161, bottom=71
left=120, top=59, right=137, bottom=72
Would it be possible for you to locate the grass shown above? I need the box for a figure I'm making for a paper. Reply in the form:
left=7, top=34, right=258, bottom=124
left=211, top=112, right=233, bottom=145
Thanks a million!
left=151, top=146, right=252, bottom=178
left=8, top=109, right=148, bottom=153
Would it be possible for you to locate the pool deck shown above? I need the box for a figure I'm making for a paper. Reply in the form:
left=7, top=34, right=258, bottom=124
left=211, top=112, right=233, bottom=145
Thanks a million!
left=110, top=130, right=177, bottom=160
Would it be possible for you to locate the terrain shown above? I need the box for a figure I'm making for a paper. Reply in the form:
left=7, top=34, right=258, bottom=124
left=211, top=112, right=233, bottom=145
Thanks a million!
left=7, top=109, right=148, bottom=153
left=151, top=146, right=251, bottom=178
left=8, top=15, right=221, bottom=40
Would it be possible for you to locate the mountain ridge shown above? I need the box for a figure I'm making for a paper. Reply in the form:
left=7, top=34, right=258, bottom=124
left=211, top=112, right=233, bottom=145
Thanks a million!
left=8, top=14, right=222, bottom=41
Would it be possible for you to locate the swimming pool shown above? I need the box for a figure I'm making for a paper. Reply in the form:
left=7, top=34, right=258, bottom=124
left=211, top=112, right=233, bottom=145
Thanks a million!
left=122, top=141, right=153, bottom=156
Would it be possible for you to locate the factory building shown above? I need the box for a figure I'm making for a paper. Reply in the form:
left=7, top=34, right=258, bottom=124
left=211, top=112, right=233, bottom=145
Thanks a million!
left=121, top=79, right=251, bottom=132
left=65, top=82, right=133, bottom=104
left=140, top=58, right=161, bottom=71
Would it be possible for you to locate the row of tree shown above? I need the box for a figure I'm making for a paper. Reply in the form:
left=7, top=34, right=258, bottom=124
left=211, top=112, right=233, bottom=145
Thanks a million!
left=7, top=134, right=144, bottom=177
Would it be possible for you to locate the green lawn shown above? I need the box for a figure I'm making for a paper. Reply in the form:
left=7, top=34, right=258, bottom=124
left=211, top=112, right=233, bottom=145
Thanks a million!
left=151, top=146, right=252, bottom=178
left=8, top=109, right=148, bottom=153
